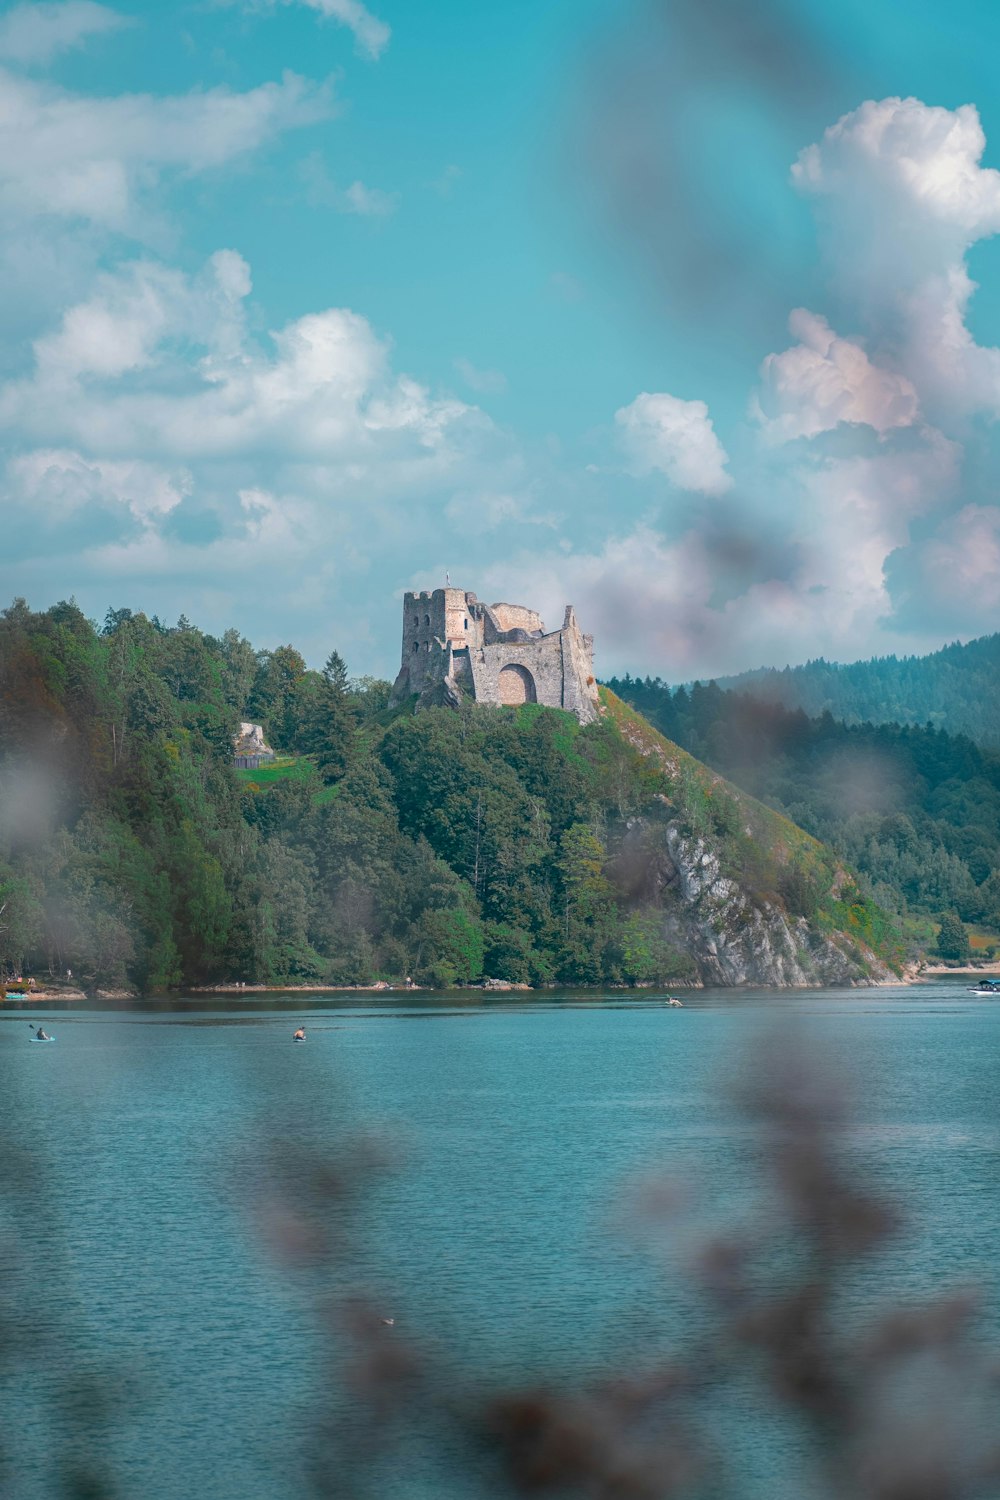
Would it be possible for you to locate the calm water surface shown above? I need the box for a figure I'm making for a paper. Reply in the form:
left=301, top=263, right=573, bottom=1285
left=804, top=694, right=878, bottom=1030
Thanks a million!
left=2, top=979, right=999, bottom=1498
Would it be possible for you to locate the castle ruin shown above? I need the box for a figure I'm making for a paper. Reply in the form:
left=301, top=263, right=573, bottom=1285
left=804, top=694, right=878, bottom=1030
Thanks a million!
left=390, top=587, right=599, bottom=725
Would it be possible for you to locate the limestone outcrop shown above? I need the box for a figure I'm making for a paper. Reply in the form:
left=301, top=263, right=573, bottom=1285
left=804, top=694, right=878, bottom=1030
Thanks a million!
left=615, top=816, right=893, bottom=987
left=599, top=689, right=899, bottom=987
left=665, top=827, right=891, bottom=986
left=233, top=722, right=275, bottom=769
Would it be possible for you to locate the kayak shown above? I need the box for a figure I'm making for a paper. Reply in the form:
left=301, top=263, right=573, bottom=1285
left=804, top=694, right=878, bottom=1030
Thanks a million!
left=29, top=1036, right=55, bottom=1043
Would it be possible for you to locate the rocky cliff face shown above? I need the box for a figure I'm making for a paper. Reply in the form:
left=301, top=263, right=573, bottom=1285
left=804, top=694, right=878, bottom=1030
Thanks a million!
left=602, top=689, right=899, bottom=988
left=658, top=825, right=892, bottom=987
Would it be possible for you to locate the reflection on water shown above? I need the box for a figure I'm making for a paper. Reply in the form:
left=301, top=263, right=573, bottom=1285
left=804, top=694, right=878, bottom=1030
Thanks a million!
left=1, top=979, right=998, bottom=1499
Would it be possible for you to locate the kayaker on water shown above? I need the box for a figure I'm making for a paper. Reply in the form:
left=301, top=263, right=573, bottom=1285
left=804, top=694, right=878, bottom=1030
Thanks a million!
left=35, top=1026, right=50, bottom=1040
left=293, top=1026, right=306, bottom=1041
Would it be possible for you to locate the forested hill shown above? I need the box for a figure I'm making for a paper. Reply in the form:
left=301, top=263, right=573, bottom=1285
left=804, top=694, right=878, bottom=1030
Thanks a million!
left=606, top=676, right=1000, bottom=948
left=0, top=600, right=900, bottom=994
left=704, top=634, right=1000, bottom=746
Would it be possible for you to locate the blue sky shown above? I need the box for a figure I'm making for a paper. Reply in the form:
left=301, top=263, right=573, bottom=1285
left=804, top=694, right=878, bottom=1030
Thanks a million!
left=2, top=0, right=1000, bottom=681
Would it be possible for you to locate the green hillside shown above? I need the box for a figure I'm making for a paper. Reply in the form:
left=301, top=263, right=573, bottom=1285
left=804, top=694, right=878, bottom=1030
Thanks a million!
left=607, top=675, right=1000, bottom=949
left=600, top=691, right=903, bottom=970
left=0, top=599, right=903, bottom=993
left=705, top=633, right=1000, bottom=746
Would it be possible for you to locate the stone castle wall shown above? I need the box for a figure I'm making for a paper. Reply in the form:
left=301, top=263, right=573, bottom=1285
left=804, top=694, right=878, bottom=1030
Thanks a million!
left=485, top=602, right=544, bottom=637
left=391, top=587, right=598, bottom=725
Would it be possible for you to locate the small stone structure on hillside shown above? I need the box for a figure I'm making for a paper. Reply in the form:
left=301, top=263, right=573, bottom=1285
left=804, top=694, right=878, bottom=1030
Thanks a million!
left=390, top=586, right=599, bottom=725
left=233, top=722, right=275, bottom=770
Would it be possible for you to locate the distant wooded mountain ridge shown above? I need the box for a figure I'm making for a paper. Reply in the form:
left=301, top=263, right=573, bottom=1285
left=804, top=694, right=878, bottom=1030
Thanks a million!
left=692, top=634, right=1000, bottom=747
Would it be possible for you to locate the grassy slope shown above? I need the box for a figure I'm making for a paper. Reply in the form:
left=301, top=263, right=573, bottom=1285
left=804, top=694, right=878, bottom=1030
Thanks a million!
left=601, top=688, right=828, bottom=859
left=236, top=697, right=419, bottom=802
left=234, top=756, right=311, bottom=790
left=600, top=689, right=906, bottom=972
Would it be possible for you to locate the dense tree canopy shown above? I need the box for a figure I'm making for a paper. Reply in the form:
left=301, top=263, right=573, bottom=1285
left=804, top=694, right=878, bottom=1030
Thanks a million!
left=0, top=600, right=912, bottom=993
left=708, top=633, right=1000, bottom=748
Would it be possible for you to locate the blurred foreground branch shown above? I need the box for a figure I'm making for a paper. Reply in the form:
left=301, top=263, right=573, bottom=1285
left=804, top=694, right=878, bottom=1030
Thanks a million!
left=253, top=1032, right=1000, bottom=1500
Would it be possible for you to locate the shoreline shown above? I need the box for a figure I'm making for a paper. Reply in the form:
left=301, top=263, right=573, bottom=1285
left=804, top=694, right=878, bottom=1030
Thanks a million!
left=4, top=967, right=995, bottom=1004
left=917, top=962, right=1000, bottom=976
left=880, top=961, right=1000, bottom=988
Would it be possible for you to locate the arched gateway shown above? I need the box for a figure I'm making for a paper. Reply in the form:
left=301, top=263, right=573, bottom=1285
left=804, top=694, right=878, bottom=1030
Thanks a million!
left=498, top=663, right=537, bottom=705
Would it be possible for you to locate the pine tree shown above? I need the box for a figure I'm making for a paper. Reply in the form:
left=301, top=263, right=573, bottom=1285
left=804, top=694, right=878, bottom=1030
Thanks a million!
left=302, top=650, right=357, bottom=784
left=935, top=911, right=970, bottom=962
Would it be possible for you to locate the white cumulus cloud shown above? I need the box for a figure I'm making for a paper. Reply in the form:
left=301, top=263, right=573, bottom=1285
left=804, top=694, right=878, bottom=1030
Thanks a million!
left=0, top=249, right=476, bottom=465
left=0, top=66, right=332, bottom=236
left=9, top=448, right=190, bottom=521
left=0, top=1, right=128, bottom=65
left=755, top=309, right=920, bottom=442
left=794, top=97, right=1000, bottom=242
left=245, top=0, right=390, bottom=60
left=793, top=96, right=1000, bottom=423
left=478, top=524, right=836, bottom=680
left=27, top=251, right=252, bottom=388
left=5, top=79, right=1000, bottom=675
left=615, top=391, right=732, bottom=495
left=0, top=239, right=507, bottom=662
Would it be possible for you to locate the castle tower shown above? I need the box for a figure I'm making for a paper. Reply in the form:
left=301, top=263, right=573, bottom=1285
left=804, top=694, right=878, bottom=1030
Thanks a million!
left=390, top=586, right=598, bottom=725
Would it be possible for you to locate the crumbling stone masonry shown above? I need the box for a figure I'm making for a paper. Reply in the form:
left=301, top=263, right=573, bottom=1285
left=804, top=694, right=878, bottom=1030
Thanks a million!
left=390, top=587, right=599, bottom=726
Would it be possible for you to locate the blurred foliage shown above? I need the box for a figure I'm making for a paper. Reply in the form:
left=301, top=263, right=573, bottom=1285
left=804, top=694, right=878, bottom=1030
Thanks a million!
left=240, top=1034, right=1000, bottom=1500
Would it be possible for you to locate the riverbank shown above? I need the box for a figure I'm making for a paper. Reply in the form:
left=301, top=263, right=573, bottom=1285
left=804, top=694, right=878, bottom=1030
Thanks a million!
left=3, top=976, right=911, bottom=1004
left=918, top=961, right=1000, bottom=976
left=7, top=963, right=988, bottom=1002
left=189, top=979, right=536, bottom=994
left=1, top=987, right=88, bottom=1002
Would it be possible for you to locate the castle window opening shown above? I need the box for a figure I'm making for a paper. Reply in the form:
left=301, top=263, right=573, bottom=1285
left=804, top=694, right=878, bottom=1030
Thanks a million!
left=425, top=641, right=430, bottom=651
left=424, top=614, right=430, bottom=626
left=412, top=640, right=419, bottom=653
left=464, top=618, right=468, bottom=630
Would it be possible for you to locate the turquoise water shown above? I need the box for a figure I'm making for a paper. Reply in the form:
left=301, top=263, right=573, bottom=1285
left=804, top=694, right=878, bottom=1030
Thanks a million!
left=2, top=979, right=999, bottom=1498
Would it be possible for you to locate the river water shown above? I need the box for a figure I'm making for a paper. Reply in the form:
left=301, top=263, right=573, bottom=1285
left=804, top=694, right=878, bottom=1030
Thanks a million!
left=2, top=978, right=999, bottom=1499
